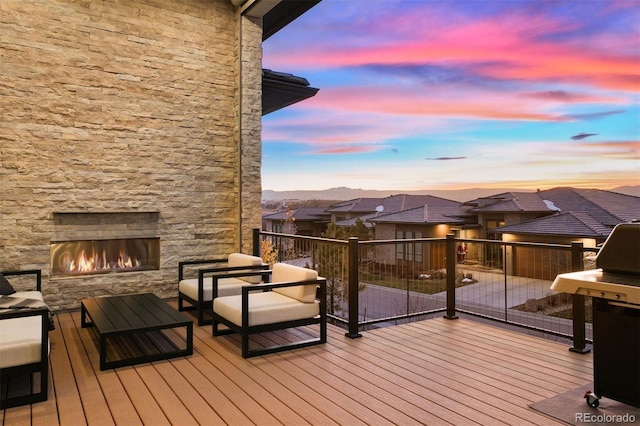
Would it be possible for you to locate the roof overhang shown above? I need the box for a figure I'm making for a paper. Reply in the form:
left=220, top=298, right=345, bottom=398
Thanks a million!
left=262, top=69, right=319, bottom=115
left=231, top=0, right=321, bottom=114
left=233, top=0, right=322, bottom=41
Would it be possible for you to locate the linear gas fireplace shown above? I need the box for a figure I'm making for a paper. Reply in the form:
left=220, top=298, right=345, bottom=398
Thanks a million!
left=50, top=238, right=160, bottom=277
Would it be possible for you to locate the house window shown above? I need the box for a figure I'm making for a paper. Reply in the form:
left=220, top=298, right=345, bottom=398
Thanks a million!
left=396, top=230, right=423, bottom=262
left=272, top=223, right=283, bottom=233
left=486, top=219, right=505, bottom=268
left=486, top=220, right=505, bottom=240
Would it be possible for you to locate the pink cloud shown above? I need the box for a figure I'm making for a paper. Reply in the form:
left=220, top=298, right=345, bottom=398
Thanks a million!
left=581, top=140, right=640, bottom=160
left=267, top=6, right=639, bottom=94
left=309, top=145, right=382, bottom=155
left=263, top=108, right=446, bottom=148
left=300, top=85, right=606, bottom=122
left=520, top=91, right=609, bottom=102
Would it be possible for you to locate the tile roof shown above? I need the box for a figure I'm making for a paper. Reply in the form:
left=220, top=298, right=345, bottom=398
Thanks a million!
left=326, top=194, right=460, bottom=214
left=541, top=187, right=640, bottom=225
left=326, top=198, right=386, bottom=213
left=262, top=207, right=327, bottom=221
left=491, top=211, right=614, bottom=238
left=369, top=205, right=465, bottom=224
left=464, top=188, right=639, bottom=223
left=465, top=192, right=551, bottom=212
left=335, top=214, right=376, bottom=228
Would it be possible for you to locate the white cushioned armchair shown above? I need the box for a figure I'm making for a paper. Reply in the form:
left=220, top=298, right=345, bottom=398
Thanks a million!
left=178, top=253, right=268, bottom=325
left=212, top=263, right=327, bottom=358
left=0, top=270, right=49, bottom=409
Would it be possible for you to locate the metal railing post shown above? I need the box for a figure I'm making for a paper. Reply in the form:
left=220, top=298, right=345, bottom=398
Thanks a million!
left=346, top=237, right=362, bottom=338
left=444, top=234, right=458, bottom=320
left=252, top=228, right=260, bottom=257
left=503, top=242, right=509, bottom=322
left=569, top=241, right=590, bottom=353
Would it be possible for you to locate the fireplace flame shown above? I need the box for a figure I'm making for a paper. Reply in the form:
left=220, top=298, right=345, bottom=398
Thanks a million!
left=51, top=239, right=157, bottom=276
left=66, top=249, right=141, bottom=273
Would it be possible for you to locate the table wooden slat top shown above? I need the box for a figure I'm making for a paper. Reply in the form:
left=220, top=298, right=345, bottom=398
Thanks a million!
left=81, top=293, right=193, bottom=370
left=82, top=293, right=190, bottom=333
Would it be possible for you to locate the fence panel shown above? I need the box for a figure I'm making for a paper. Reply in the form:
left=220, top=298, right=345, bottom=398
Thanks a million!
left=256, top=230, right=595, bottom=341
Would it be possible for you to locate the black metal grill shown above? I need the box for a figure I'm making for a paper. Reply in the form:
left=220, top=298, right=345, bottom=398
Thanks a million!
left=551, top=223, right=640, bottom=408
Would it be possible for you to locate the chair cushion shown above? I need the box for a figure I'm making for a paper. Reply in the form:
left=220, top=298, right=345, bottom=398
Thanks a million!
left=179, top=277, right=251, bottom=302
left=227, top=253, right=264, bottom=284
left=0, top=273, right=16, bottom=295
left=213, top=292, right=319, bottom=327
left=0, top=314, right=44, bottom=369
left=271, top=263, right=318, bottom=303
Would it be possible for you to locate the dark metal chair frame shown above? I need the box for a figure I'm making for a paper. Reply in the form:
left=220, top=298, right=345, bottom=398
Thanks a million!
left=0, top=270, right=49, bottom=409
left=212, top=272, right=327, bottom=358
left=178, top=259, right=268, bottom=326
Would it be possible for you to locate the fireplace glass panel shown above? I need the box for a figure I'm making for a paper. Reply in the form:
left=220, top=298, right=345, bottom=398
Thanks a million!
left=51, top=238, right=160, bottom=277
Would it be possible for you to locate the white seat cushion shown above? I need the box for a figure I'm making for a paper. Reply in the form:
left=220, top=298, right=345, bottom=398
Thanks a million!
left=213, top=292, right=319, bottom=327
left=271, top=263, right=318, bottom=303
left=179, top=276, right=252, bottom=302
left=0, top=316, right=43, bottom=369
left=0, top=292, right=47, bottom=369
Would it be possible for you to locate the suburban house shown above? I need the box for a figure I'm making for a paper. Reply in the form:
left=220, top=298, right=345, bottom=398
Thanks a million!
left=325, top=194, right=461, bottom=224
left=0, top=0, right=320, bottom=311
left=262, top=206, right=328, bottom=236
left=366, top=200, right=469, bottom=272
left=485, top=187, right=640, bottom=246
left=261, top=194, right=465, bottom=236
left=477, top=188, right=640, bottom=278
left=262, top=187, right=639, bottom=277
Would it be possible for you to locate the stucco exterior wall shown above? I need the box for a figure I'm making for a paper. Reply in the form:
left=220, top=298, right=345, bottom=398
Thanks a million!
left=0, top=0, right=263, bottom=310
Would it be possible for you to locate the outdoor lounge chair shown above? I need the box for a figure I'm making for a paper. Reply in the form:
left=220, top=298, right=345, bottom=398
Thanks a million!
left=0, top=270, right=49, bottom=409
left=178, top=253, right=268, bottom=325
left=212, top=262, right=327, bottom=358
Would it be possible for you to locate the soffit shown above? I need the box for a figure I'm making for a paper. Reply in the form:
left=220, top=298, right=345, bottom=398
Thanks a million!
left=236, top=0, right=322, bottom=114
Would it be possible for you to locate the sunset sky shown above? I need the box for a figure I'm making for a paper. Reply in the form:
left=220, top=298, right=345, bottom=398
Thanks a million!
left=261, top=0, right=640, bottom=192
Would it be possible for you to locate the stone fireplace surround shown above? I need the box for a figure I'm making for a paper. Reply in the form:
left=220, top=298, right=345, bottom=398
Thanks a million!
left=1, top=0, right=265, bottom=312
left=44, top=212, right=166, bottom=310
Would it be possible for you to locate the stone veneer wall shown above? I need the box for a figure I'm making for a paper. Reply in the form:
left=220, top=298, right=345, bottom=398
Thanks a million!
left=0, top=0, right=264, bottom=310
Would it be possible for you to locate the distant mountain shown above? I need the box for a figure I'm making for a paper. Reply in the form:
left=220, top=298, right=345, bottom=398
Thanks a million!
left=611, top=185, right=640, bottom=197
left=263, top=185, right=640, bottom=202
left=263, top=186, right=526, bottom=202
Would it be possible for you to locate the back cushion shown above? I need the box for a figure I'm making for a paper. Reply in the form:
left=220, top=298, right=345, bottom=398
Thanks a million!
left=272, top=263, right=318, bottom=303
left=228, top=253, right=264, bottom=284
left=0, top=273, right=16, bottom=295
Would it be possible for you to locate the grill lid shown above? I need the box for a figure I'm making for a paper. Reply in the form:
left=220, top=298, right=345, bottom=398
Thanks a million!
left=596, top=223, right=640, bottom=275
left=551, top=223, right=640, bottom=304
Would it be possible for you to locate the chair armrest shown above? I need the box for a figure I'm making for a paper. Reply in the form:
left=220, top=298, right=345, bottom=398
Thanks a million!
left=240, top=278, right=326, bottom=295
left=197, top=263, right=269, bottom=276
left=178, top=259, right=226, bottom=281
left=1, top=270, right=42, bottom=292
left=0, top=307, right=49, bottom=321
left=242, top=278, right=327, bottom=293
left=208, top=268, right=273, bottom=298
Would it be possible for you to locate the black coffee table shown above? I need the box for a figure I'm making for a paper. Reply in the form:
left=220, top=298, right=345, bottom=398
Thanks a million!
left=81, top=293, right=193, bottom=370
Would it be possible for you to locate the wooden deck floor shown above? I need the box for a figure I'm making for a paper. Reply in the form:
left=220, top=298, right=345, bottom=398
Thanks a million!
left=1, top=301, right=594, bottom=425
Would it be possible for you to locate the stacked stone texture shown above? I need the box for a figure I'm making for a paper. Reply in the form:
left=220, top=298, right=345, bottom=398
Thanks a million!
left=0, top=0, right=263, bottom=310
